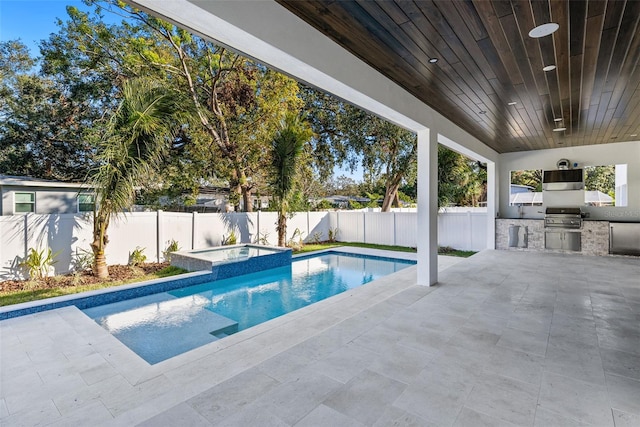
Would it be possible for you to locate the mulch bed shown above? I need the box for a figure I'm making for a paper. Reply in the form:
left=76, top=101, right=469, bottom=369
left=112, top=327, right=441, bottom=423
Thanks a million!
left=0, top=262, right=170, bottom=293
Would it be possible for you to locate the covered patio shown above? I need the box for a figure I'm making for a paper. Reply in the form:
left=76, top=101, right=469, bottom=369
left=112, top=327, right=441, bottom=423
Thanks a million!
left=2, top=1, right=639, bottom=426
left=1, top=250, right=639, bottom=425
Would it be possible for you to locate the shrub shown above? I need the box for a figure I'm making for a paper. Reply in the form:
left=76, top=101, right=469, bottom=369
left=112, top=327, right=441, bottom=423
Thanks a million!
left=256, top=231, right=271, bottom=246
left=128, top=246, right=147, bottom=266
left=72, top=248, right=94, bottom=272
left=328, top=227, right=339, bottom=243
left=314, top=199, right=333, bottom=210
left=222, top=229, right=237, bottom=245
left=163, top=239, right=180, bottom=262
left=287, top=228, right=305, bottom=250
left=19, top=247, right=60, bottom=280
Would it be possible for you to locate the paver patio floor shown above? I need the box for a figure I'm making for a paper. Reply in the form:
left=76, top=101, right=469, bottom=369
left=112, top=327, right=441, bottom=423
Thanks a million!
left=1, top=250, right=639, bottom=426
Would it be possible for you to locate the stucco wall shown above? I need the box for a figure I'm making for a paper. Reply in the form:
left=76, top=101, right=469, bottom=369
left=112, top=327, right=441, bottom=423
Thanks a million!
left=1, top=186, right=87, bottom=215
left=498, top=140, right=640, bottom=221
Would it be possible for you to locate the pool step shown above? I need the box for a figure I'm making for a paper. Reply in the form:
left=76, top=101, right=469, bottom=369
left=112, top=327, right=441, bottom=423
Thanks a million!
left=205, top=311, right=238, bottom=338
left=209, top=322, right=238, bottom=338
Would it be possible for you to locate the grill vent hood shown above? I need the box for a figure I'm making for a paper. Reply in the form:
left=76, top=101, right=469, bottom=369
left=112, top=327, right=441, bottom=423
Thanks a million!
left=542, top=168, right=584, bottom=191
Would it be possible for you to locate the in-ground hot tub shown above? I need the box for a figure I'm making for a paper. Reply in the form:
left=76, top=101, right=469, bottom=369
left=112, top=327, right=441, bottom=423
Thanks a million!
left=170, top=244, right=291, bottom=280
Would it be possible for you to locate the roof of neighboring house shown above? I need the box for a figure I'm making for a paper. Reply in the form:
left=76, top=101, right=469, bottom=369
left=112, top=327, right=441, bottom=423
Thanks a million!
left=324, top=195, right=371, bottom=203
left=584, top=191, right=613, bottom=204
left=0, top=175, right=94, bottom=190
left=509, top=192, right=543, bottom=205
left=510, top=184, right=536, bottom=193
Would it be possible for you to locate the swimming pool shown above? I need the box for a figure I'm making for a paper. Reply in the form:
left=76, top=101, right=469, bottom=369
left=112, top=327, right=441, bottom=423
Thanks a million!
left=83, top=251, right=415, bottom=364
left=170, top=244, right=290, bottom=275
left=185, top=245, right=282, bottom=263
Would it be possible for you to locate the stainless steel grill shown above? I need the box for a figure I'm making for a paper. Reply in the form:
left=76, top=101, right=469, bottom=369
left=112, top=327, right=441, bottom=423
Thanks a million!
left=544, top=207, right=582, bottom=229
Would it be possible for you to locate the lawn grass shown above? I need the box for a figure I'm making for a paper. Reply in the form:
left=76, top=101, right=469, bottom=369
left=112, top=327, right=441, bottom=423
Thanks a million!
left=294, top=241, right=476, bottom=258
left=295, top=242, right=417, bottom=254
left=1, top=244, right=476, bottom=307
left=0, top=266, right=187, bottom=307
left=437, top=247, right=478, bottom=258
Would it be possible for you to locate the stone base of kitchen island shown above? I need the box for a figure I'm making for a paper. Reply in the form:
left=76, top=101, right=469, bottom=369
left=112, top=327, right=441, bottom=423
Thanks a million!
left=496, top=219, right=609, bottom=256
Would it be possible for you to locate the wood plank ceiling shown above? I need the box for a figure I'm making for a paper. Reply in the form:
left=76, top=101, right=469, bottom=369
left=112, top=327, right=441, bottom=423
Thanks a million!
left=277, top=0, right=640, bottom=153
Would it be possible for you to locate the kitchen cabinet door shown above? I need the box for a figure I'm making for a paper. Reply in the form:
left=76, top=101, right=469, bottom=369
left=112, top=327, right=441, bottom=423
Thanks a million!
left=563, top=232, right=581, bottom=251
left=545, top=231, right=581, bottom=251
left=545, top=232, right=563, bottom=250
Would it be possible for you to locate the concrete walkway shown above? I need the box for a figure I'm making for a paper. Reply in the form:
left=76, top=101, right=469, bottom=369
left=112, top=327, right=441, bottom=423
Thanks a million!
left=1, top=250, right=639, bottom=426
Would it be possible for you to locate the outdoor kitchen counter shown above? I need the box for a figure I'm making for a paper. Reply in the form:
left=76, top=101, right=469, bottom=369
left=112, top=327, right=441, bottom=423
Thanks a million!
left=496, top=219, right=610, bottom=256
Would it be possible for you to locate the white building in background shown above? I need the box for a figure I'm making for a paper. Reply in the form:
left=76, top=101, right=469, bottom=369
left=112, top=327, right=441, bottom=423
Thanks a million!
left=615, top=164, right=628, bottom=207
left=0, top=175, right=95, bottom=216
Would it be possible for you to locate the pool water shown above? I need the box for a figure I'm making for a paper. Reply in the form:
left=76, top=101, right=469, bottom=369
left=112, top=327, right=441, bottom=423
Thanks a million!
left=188, top=245, right=282, bottom=263
left=83, top=252, right=414, bottom=364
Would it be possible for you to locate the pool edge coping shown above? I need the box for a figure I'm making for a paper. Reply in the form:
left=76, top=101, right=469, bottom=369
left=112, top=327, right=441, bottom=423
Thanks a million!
left=0, top=246, right=414, bottom=321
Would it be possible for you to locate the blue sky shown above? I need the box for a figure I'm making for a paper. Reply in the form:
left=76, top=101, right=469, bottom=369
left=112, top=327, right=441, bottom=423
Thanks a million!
left=0, top=1, right=91, bottom=54
left=0, top=0, right=363, bottom=181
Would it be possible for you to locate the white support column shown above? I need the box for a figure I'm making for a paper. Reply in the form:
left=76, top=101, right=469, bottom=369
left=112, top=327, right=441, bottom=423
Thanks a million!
left=486, top=161, right=497, bottom=249
left=417, top=128, right=438, bottom=286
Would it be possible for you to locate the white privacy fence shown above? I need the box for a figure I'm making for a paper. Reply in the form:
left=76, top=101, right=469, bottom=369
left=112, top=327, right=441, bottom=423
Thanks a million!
left=0, top=210, right=487, bottom=279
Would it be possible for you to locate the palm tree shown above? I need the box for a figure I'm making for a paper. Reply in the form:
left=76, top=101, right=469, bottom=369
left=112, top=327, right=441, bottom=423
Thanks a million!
left=90, top=78, right=187, bottom=278
left=270, top=115, right=312, bottom=247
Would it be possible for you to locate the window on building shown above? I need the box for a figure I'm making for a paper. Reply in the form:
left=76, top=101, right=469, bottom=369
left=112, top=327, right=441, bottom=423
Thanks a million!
left=14, top=192, right=35, bottom=213
left=509, top=170, right=542, bottom=206
left=78, top=193, right=96, bottom=212
left=584, top=164, right=627, bottom=207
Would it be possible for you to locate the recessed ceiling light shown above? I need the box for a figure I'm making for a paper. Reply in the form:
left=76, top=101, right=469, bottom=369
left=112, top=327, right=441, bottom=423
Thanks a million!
left=554, top=118, right=563, bottom=122
left=428, top=58, right=438, bottom=63
left=529, top=23, right=559, bottom=38
left=508, top=102, right=517, bottom=106
left=553, top=127, right=566, bottom=132
left=543, top=65, right=556, bottom=72
left=631, top=133, right=638, bottom=137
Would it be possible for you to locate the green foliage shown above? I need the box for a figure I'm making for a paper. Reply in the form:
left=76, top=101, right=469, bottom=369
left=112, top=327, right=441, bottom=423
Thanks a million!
left=163, top=239, right=180, bottom=262
left=222, top=230, right=237, bottom=245
left=287, top=228, right=305, bottom=250
left=364, top=192, right=382, bottom=208
left=269, top=114, right=313, bottom=246
left=397, top=190, right=414, bottom=204
left=348, top=200, right=364, bottom=210
left=438, top=146, right=487, bottom=207
left=128, top=247, right=147, bottom=266
left=255, top=232, right=271, bottom=246
left=510, top=169, right=542, bottom=192
left=311, top=232, right=323, bottom=244
left=328, top=175, right=362, bottom=196
left=72, top=248, right=94, bottom=272
left=287, top=190, right=312, bottom=213
left=295, top=241, right=417, bottom=254
left=19, top=248, right=60, bottom=280
left=437, top=246, right=477, bottom=258
left=314, top=199, right=333, bottom=210
left=90, top=77, right=189, bottom=277
left=328, top=227, right=339, bottom=243
left=0, top=265, right=189, bottom=307
left=585, top=165, right=616, bottom=201
left=301, top=86, right=416, bottom=211
left=29, top=0, right=306, bottom=212
left=155, top=265, right=188, bottom=277
left=0, top=40, right=97, bottom=180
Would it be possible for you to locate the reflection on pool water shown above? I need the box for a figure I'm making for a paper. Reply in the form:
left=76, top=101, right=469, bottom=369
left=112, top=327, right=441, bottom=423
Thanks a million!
left=188, top=245, right=282, bottom=263
left=83, top=252, right=415, bottom=364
